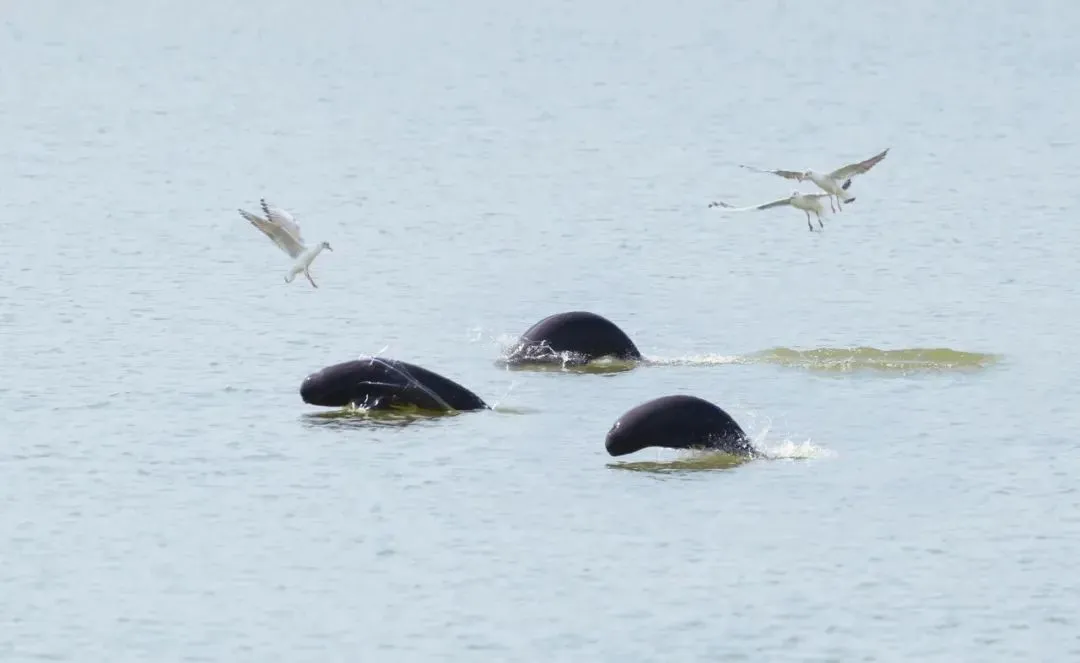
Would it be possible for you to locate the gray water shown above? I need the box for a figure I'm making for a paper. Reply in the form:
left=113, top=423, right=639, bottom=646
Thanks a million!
left=3, top=0, right=1079, bottom=660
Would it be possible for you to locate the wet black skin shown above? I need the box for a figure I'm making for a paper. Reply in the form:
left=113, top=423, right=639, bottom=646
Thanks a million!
left=605, top=394, right=755, bottom=457
left=299, top=357, right=489, bottom=412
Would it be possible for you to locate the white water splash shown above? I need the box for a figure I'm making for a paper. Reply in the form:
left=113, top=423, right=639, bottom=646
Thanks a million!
left=465, top=326, right=516, bottom=351
left=741, top=415, right=834, bottom=461
left=469, top=325, right=746, bottom=370
left=640, top=353, right=741, bottom=367
left=760, top=437, right=832, bottom=460
left=487, top=378, right=522, bottom=411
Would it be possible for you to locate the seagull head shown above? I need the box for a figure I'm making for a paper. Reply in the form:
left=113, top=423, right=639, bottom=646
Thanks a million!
left=321, top=241, right=333, bottom=252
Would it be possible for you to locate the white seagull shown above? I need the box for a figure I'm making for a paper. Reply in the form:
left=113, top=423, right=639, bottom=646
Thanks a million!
left=708, top=190, right=834, bottom=232
left=238, top=198, right=333, bottom=288
left=738, top=147, right=890, bottom=213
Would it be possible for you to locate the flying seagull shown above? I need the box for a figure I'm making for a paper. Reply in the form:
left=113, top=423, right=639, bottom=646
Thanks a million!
left=738, top=147, right=890, bottom=212
left=708, top=190, right=834, bottom=232
left=238, top=198, right=333, bottom=288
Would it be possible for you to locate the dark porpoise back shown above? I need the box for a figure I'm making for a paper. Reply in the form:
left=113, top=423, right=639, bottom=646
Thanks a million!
left=300, top=357, right=489, bottom=412
left=605, top=394, right=754, bottom=457
left=505, top=311, right=642, bottom=365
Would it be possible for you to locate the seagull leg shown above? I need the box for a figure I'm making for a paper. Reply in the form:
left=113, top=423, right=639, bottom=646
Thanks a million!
left=836, top=192, right=843, bottom=211
left=817, top=211, right=824, bottom=229
left=805, top=211, right=813, bottom=232
left=305, top=269, right=318, bottom=288
left=828, top=196, right=836, bottom=213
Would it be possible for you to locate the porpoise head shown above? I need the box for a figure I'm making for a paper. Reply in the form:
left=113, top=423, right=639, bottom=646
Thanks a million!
left=604, top=415, right=681, bottom=457
left=605, top=418, right=646, bottom=457
left=300, top=373, right=335, bottom=406
left=299, top=367, right=359, bottom=407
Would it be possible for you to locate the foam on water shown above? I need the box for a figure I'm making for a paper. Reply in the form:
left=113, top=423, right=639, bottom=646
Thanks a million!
left=474, top=326, right=998, bottom=375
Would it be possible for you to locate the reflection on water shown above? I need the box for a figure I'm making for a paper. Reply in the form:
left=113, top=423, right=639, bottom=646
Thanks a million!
left=301, top=404, right=468, bottom=430
left=488, top=404, right=542, bottom=415
left=301, top=402, right=536, bottom=430
left=607, top=434, right=830, bottom=476
left=607, top=450, right=755, bottom=475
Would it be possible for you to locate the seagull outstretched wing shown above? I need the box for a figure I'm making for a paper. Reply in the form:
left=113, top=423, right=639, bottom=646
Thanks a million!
left=260, top=199, right=304, bottom=244
left=238, top=203, right=306, bottom=258
left=828, top=147, right=890, bottom=181
left=708, top=192, right=831, bottom=213
left=738, top=164, right=806, bottom=181
left=708, top=196, right=793, bottom=212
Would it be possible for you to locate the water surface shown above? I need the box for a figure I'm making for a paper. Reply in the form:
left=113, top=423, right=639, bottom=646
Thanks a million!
left=2, top=0, right=1079, bottom=660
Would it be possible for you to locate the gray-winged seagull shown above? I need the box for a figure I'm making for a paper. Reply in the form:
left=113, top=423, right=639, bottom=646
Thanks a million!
left=238, top=198, right=333, bottom=288
left=738, top=147, right=890, bottom=212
